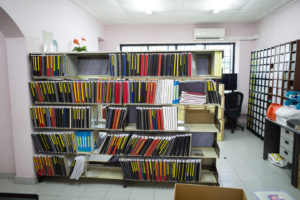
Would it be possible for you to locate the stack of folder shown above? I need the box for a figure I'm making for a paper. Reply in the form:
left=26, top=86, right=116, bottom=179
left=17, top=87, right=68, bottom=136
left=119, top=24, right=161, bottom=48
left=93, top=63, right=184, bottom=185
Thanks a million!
left=33, top=154, right=69, bottom=176
left=163, top=106, right=178, bottom=131
left=109, top=52, right=192, bottom=77
left=29, top=80, right=180, bottom=105
left=119, top=157, right=201, bottom=182
left=136, top=107, right=164, bottom=130
left=69, top=156, right=86, bottom=180
left=206, top=80, right=220, bottom=104
left=99, top=133, right=130, bottom=155
left=75, top=131, right=92, bottom=152
left=31, top=54, right=67, bottom=77
left=128, top=80, right=156, bottom=104
left=123, top=134, right=192, bottom=157
left=136, top=106, right=178, bottom=131
left=31, top=132, right=76, bottom=153
left=30, top=106, right=70, bottom=128
left=155, top=80, right=179, bottom=104
left=71, top=107, right=91, bottom=128
left=179, top=91, right=206, bottom=105
left=105, top=107, right=128, bottom=129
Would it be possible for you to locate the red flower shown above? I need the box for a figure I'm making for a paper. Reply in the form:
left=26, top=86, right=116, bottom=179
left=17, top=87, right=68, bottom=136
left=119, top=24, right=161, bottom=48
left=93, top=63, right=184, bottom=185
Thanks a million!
left=81, top=37, right=86, bottom=41
left=73, top=38, right=79, bottom=45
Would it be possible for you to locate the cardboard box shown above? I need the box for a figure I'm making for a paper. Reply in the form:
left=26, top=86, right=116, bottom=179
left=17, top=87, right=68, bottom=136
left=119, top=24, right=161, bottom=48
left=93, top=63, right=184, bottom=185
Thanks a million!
left=185, top=109, right=214, bottom=123
left=174, top=184, right=247, bottom=200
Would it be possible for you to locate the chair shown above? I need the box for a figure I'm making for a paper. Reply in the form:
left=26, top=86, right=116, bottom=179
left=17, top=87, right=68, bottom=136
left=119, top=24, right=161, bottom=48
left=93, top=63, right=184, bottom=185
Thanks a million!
left=224, top=91, right=244, bottom=133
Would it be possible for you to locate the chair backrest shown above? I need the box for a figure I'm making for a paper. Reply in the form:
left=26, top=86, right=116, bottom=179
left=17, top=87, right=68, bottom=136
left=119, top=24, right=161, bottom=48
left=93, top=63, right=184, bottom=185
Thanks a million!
left=225, top=91, right=244, bottom=118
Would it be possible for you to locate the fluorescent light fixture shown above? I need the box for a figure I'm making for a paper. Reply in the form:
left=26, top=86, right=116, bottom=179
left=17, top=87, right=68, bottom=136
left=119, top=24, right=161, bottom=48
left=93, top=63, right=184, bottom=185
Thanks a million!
left=212, top=0, right=237, bottom=14
left=213, top=9, right=221, bottom=14
left=129, top=0, right=158, bottom=14
left=145, top=8, right=152, bottom=14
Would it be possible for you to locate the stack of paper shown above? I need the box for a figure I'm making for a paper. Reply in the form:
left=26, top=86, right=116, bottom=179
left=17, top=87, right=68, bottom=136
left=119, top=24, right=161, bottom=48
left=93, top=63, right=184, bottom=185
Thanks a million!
left=69, top=156, right=86, bottom=180
left=163, top=106, right=178, bottom=131
left=180, top=91, right=206, bottom=105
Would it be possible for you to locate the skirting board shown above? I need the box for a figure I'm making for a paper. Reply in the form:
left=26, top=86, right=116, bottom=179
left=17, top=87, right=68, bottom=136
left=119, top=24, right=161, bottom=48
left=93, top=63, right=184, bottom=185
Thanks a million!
left=15, top=176, right=37, bottom=184
left=0, top=173, right=15, bottom=179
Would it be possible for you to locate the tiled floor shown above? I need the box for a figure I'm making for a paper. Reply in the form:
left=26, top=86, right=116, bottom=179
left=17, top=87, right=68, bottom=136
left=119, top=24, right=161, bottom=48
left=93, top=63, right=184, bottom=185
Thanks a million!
left=1, top=129, right=300, bottom=200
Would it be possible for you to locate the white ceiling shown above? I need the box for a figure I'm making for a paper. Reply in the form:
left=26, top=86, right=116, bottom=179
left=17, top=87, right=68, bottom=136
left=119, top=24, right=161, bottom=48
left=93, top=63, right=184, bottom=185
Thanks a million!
left=70, top=0, right=295, bottom=25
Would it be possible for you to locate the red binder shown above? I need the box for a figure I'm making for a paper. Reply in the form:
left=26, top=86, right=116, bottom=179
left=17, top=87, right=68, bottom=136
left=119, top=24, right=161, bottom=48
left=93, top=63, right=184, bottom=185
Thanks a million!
left=144, top=54, right=148, bottom=76
left=39, top=56, right=42, bottom=76
left=140, top=54, right=144, bottom=76
left=157, top=54, right=162, bottom=76
left=188, top=53, right=191, bottom=76
left=151, top=82, right=156, bottom=103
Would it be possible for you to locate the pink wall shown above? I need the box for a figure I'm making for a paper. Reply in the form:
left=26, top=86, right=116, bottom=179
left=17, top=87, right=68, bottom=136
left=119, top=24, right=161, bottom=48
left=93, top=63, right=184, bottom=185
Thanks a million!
left=0, top=31, right=15, bottom=174
left=0, top=0, right=104, bottom=52
left=99, top=23, right=257, bottom=51
left=0, top=0, right=105, bottom=179
left=6, top=37, right=35, bottom=178
left=237, top=40, right=257, bottom=114
left=99, top=23, right=257, bottom=114
left=256, top=1, right=300, bottom=49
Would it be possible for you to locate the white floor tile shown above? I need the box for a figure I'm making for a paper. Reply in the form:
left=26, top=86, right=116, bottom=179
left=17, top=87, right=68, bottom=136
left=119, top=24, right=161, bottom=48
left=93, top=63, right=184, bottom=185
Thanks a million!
left=129, top=186, right=155, bottom=200
left=39, top=195, right=56, bottom=200
left=58, top=183, right=88, bottom=197
left=38, top=183, right=64, bottom=196
left=105, top=184, right=132, bottom=199
left=218, top=172, right=241, bottom=181
left=55, top=196, right=80, bottom=200
left=16, top=184, right=40, bottom=194
left=82, top=183, right=110, bottom=198
left=0, top=179, right=21, bottom=193
left=220, top=181, right=247, bottom=190
left=0, top=129, right=299, bottom=199
left=153, top=188, right=174, bottom=200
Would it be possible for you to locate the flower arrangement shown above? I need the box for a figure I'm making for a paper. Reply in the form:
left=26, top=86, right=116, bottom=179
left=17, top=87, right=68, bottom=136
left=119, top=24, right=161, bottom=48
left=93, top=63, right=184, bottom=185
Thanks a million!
left=72, top=37, right=87, bottom=52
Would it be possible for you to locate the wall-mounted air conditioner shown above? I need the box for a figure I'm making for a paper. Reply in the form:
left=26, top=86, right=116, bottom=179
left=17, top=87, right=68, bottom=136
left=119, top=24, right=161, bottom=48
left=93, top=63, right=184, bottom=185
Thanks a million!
left=194, top=28, right=225, bottom=40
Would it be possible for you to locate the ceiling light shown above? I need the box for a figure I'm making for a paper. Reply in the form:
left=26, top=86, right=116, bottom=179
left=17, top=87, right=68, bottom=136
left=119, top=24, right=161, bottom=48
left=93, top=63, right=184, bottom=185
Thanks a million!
left=145, top=8, right=152, bottom=15
left=213, top=9, right=221, bottom=14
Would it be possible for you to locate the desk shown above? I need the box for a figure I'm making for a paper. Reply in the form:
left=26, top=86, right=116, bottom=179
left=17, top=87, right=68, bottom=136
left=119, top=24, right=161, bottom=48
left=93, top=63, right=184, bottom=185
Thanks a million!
left=263, top=117, right=300, bottom=188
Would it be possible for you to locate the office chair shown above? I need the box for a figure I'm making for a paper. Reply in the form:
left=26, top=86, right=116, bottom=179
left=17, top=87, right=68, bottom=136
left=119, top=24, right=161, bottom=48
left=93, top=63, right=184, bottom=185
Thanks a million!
left=224, top=91, right=244, bottom=133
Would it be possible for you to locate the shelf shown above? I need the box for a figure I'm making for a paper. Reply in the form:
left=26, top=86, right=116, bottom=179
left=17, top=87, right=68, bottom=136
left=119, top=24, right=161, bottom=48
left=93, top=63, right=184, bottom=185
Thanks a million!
left=184, top=123, right=219, bottom=133
left=123, top=123, right=218, bottom=133
left=191, top=147, right=218, bottom=159
left=32, top=75, right=221, bottom=81
left=123, top=170, right=217, bottom=184
left=32, top=75, right=119, bottom=80
left=32, top=127, right=122, bottom=131
left=123, top=75, right=221, bottom=80
left=82, top=167, right=123, bottom=180
left=34, top=102, right=220, bottom=107
left=30, top=50, right=223, bottom=55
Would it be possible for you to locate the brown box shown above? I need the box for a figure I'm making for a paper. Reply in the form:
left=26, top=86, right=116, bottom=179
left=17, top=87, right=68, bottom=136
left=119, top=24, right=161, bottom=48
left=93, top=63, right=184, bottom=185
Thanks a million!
left=174, top=184, right=247, bottom=200
left=185, top=108, right=214, bottom=123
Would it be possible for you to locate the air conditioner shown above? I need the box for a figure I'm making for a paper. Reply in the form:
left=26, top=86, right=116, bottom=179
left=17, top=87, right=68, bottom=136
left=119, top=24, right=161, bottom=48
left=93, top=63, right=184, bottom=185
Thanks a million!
left=194, top=28, right=225, bottom=40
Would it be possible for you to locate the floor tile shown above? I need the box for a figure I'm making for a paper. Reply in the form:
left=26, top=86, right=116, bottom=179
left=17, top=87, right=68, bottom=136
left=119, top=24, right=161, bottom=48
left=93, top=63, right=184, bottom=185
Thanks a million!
left=153, top=187, right=174, bottom=200
left=39, top=195, right=56, bottom=200
left=105, top=184, right=132, bottom=199
left=82, top=183, right=110, bottom=198
left=0, top=179, right=21, bottom=193
left=38, top=183, right=64, bottom=196
left=15, top=184, right=40, bottom=194
left=220, top=181, right=247, bottom=190
left=129, top=186, right=155, bottom=200
left=218, top=172, right=241, bottom=182
left=58, top=183, right=88, bottom=197
left=55, top=196, right=80, bottom=200
left=1, top=129, right=300, bottom=199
